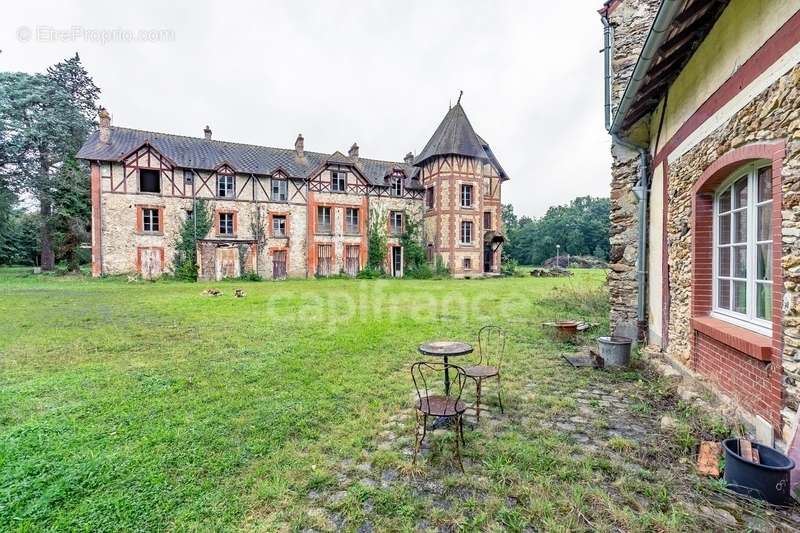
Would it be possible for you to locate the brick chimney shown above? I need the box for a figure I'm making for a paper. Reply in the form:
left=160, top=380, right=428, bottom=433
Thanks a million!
left=295, top=134, right=304, bottom=158
left=98, top=107, right=111, bottom=144
left=349, top=143, right=359, bottom=161
left=404, top=152, right=414, bottom=164
left=204, top=125, right=212, bottom=140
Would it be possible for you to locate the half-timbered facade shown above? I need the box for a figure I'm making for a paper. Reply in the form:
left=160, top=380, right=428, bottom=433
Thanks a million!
left=77, top=103, right=506, bottom=280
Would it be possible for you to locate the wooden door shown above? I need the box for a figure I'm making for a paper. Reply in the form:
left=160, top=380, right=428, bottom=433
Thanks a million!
left=216, top=247, right=240, bottom=280
left=140, top=248, right=162, bottom=280
left=344, top=245, right=360, bottom=276
left=272, top=250, right=287, bottom=279
left=317, top=244, right=332, bottom=276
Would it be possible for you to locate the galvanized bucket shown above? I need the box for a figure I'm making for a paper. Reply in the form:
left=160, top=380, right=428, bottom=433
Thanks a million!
left=597, top=336, right=632, bottom=367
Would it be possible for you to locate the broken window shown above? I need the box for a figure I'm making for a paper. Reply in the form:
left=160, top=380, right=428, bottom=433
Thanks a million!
left=219, top=212, right=235, bottom=235
left=390, top=211, right=403, bottom=236
left=345, top=208, right=359, bottom=234
left=426, top=186, right=435, bottom=209
left=273, top=215, right=287, bottom=237
left=142, top=208, right=161, bottom=233
left=139, top=169, right=161, bottom=193
left=390, top=176, right=403, bottom=197
left=217, top=174, right=235, bottom=198
left=331, top=170, right=346, bottom=193
left=272, top=179, right=288, bottom=201
left=317, top=206, right=332, bottom=234
left=464, top=257, right=472, bottom=270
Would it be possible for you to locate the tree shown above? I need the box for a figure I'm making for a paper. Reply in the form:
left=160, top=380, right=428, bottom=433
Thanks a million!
left=0, top=54, right=99, bottom=270
left=501, top=196, right=610, bottom=266
left=50, top=156, right=90, bottom=271
left=173, top=200, right=213, bottom=281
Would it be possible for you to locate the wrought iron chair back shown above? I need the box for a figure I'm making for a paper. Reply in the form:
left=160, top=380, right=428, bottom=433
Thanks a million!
left=477, top=325, right=506, bottom=370
left=410, top=361, right=467, bottom=415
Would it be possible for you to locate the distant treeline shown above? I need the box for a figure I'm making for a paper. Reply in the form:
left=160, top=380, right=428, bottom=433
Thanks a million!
left=502, top=196, right=610, bottom=267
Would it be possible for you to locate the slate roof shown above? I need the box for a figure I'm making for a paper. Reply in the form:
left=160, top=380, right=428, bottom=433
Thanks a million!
left=76, top=127, right=421, bottom=188
left=413, top=103, right=508, bottom=179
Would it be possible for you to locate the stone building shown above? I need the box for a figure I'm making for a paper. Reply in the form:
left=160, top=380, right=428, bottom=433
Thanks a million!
left=76, top=102, right=506, bottom=281
left=601, top=0, right=800, bottom=446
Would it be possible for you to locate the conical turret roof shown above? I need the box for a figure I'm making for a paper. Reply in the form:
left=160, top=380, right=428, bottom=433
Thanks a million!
left=414, top=103, right=507, bottom=179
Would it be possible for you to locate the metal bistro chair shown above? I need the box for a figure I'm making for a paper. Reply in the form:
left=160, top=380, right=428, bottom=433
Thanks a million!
left=465, top=326, right=506, bottom=422
left=411, top=361, right=468, bottom=471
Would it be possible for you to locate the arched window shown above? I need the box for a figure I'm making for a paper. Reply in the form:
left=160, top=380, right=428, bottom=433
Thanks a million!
left=713, top=161, right=772, bottom=334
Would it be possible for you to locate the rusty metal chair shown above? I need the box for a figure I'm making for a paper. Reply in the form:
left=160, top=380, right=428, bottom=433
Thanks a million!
left=411, top=361, right=467, bottom=471
left=465, top=326, right=506, bottom=422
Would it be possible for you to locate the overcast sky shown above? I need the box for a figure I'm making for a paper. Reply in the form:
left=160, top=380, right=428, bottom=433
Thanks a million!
left=2, top=1, right=611, bottom=218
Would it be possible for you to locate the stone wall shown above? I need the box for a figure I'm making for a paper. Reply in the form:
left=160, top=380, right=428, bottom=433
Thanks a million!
left=665, top=65, right=800, bottom=435
left=605, top=0, right=661, bottom=335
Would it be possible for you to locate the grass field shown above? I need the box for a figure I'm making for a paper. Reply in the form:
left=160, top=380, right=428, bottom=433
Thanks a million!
left=2, top=268, right=786, bottom=531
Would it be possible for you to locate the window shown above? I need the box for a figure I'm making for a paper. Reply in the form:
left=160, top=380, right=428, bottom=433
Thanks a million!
left=483, top=211, right=492, bottom=230
left=391, top=177, right=403, bottom=197
left=317, top=206, right=332, bottom=234
left=184, top=169, right=194, bottom=185
left=461, top=184, right=473, bottom=208
left=317, top=244, right=333, bottom=276
left=390, top=211, right=403, bottom=235
left=345, top=208, right=359, bottom=234
left=219, top=212, right=235, bottom=236
left=464, top=257, right=472, bottom=270
left=142, top=208, right=161, bottom=233
left=484, top=179, right=492, bottom=197
left=272, top=179, right=288, bottom=201
left=272, top=215, right=287, bottom=237
left=139, top=169, right=161, bottom=193
left=460, top=221, right=473, bottom=244
left=100, top=162, right=111, bottom=177
left=426, top=186, right=435, bottom=209
left=217, top=174, right=235, bottom=198
left=426, top=244, right=434, bottom=263
left=185, top=209, right=193, bottom=220
left=331, top=170, right=346, bottom=193
left=714, top=162, right=773, bottom=333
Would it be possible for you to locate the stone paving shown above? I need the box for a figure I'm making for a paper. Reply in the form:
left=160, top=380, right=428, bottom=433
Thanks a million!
left=298, top=359, right=800, bottom=532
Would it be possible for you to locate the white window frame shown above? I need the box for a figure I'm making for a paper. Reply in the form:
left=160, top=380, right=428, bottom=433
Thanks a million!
left=712, top=161, right=773, bottom=336
left=272, top=215, right=286, bottom=237
left=345, top=207, right=359, bottom=234
left=460, top=221, right=473, bottom=244
left=217, top=174, right=235, bottom=198
left=142, top=208, right=160, bottom=233
left=391, top=176, right=403, bottom=197
left=219, top=212, right=234, bottom=235
left=331, top=170, right=347, bottom=193
left=272, top=178, right=288, bottom=201
left=317, top=206, right=332, bottom=233
left=461, top=184, right=473, bottom=208
left=390, top=211, right=403, bottom=235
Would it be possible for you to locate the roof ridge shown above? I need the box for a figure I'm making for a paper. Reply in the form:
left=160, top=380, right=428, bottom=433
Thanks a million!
left=110, top=126, right=405, bottom=165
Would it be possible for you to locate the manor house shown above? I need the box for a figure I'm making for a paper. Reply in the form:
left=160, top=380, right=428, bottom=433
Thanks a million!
left=77, top=102, right=507, bottom=280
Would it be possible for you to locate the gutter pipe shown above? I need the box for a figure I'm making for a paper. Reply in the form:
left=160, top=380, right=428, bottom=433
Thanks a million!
left=602, top=13, right=651, bottom=336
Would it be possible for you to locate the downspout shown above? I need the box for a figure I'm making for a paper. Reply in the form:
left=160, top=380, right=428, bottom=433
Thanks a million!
left=603, top=14, right=650, bottom=337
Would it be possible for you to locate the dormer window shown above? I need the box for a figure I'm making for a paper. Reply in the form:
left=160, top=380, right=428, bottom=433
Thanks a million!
left=217, top=173, right=235, bottom=198
left=391, top=176, right=403, bottom=197
left=331, top=170, right=347, bottom=193
left=272, top=178, right=288, bottom=201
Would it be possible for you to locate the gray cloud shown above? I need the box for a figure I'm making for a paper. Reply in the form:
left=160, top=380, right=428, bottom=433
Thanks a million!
left=2, top=0, right=611, bottom=217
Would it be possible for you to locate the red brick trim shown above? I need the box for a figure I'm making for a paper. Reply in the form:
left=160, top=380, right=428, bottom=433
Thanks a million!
left=90, top=162, right=103, bottom=276
left=690, top=141, right=786, bottom=430
left=691, top=317, right=771, bottom=361
left=214, top=208, right=238, bottom=237
left=269, top=212, right=290, bottom=239
left=135, top=204, right=165, bottom=235
left=135, top=246, right=165, bottom=274
left=653, top=10, right=800, bottom=167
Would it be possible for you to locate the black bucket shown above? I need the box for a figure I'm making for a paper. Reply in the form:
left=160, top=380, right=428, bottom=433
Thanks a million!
left=722, top=438, right=795, bottom=505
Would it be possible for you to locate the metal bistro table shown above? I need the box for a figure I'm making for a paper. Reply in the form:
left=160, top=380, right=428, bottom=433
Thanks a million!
left=418, top=341, right=474, bottom=395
